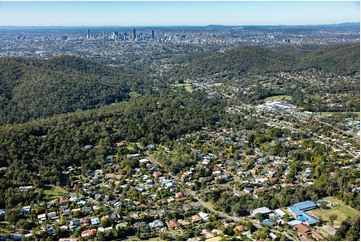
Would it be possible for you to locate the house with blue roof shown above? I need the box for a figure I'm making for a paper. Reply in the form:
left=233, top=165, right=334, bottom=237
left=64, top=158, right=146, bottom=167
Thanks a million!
left=262, top=219, right=275, bottom=227
left=0, top=235, right=9, bottom=240
left=12, top=235, right=21, bottom=241
left=69, top=220, right=80, bottom=229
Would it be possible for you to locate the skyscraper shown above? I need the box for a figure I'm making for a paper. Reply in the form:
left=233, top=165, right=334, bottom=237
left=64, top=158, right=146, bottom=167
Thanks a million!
left=87, top=29, right=90, bottom=39
left=152, top=30, right=155, bottom=40
left=133, top=28, right=136, bottom=40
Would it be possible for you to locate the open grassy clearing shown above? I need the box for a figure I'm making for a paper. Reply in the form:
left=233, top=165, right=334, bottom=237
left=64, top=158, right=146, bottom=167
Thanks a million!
left=316, top=111, right=360, bottom=117
left=43, top=185, right=68, bottom=200
left=171, top=83, right=193, bottom=93
left=308, top=197, right=359, bottom=226
left=263, top=95, right=292, bottom=101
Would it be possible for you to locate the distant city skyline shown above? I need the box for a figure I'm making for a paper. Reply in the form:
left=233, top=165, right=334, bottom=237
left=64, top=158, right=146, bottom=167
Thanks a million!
left=0, top=1, right=359, bottom=27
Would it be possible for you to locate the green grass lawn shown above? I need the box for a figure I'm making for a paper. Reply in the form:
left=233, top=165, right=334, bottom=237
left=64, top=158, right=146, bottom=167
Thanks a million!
left=316, top=111, right=360, bottom=117
left=263, top=95, right=292, bottom=101
left=308, top=197, right=360, bottom=226
left=127, top=144, right=136, bottom=151
left=0, top=227, right=11, bottom=234
left=171, top=84, right=193, bottom=93
left=43, top=185, right=68, bottom=200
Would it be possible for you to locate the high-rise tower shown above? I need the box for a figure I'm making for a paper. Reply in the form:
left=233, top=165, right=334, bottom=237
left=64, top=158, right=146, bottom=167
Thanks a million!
left=133, top=28, right=136, bottom=40
left=152, top=30, right=155, bottom=40
left=87, top=29, right=90, bottom=39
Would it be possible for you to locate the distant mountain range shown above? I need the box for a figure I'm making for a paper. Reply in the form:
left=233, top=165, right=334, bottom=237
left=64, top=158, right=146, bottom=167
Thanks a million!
left=0, top=22, right=359, bottom=29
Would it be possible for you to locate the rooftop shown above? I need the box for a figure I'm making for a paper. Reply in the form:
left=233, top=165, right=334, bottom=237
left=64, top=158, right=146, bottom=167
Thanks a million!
left=252, top=207, right=272, bottom=215
left=295, top=223, right=311, bottom=234
left=293, top=201, right=317, bottom=211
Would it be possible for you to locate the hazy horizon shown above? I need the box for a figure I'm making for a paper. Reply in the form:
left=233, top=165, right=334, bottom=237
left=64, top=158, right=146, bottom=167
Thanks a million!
left=0, top=22, right=359, bottom=29
left=0, top=1, right=359, bottom=27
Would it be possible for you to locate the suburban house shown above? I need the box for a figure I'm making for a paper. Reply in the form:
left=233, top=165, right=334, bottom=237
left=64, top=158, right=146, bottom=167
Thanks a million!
left=91, top=218, right=100, bottom=227
left=21, top=205, right=31, bottom=213
left=69, top=220, right=80, bottom=229
left=37, top=214, right=46, bottom=224
left=81, top=229, right=96, bottom=238
left=149, top=220, right=164, bottom=229
left=294, top=223, right=324, bottom=240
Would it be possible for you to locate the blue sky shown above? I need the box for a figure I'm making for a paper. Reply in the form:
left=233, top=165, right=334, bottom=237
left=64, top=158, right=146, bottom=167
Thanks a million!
left=0, top=1, right=359, bottom=26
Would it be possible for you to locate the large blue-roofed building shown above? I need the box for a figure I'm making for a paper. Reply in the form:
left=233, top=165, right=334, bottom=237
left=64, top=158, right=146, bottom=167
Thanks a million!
left=298, top=212, right=318, bottom=225
left=287, top=200, right=318, bottom=226
left=293, top=201, right=317, bottom=211
left=288, top=206, right=303, bottom=216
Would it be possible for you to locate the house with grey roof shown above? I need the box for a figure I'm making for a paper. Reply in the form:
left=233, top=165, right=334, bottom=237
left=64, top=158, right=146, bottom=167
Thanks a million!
left=149, top=220, right=164, bottom=229
left=91, top=217, right=100, bottom=227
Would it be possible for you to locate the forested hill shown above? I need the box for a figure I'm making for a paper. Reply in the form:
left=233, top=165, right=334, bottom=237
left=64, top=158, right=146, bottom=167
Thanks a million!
left=185, top=46, right=297, bottom=76
left=0, top=44, right=359, bottom=125
left=0, top=56, right=138, bottom=125
left=296, top=43, right=360, bottom=74
left=173, top=43, right=359, bottom=80
left=0, top=93, right=225, bottom=206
